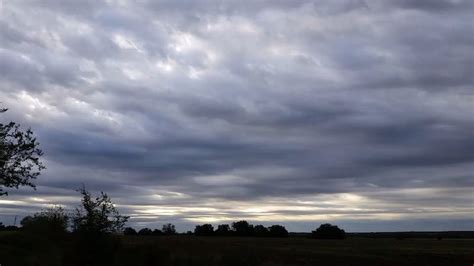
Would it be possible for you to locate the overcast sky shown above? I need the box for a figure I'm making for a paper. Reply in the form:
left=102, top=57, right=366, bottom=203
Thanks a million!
left=0, top=0, right=473, bottom=232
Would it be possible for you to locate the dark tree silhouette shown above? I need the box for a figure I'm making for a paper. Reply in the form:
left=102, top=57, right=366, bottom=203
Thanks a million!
left=268, top=225, right=288, bottom=238
left=152, top=228, right=163, bottom=236
left=162, top=223, right=176, bottom=235
left=72, top=186, right=129, bottom=234
left=311, top=223, right=345, bottom=239
left=194, top=224, right=214, bottom=236
left=216, top=224, right=231, bottom=236
left=21, top=206, right=68, bottom=237
left=232, top=220, right=254, bottom=236
left=254, top=224, right=269, bottom=237
left=0, top=108, right=45, bottom=196
left=123, top=227, right=137, bottom=235
left=138, top=228, right=153, bottom=236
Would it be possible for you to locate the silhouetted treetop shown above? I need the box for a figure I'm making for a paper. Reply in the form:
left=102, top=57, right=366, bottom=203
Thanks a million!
left=138, top=228, right=153, bottom=236
left=311, top=223, right=345, bottom=239
left=21, top=206, right=68, bottom=237
left=123, top=227, right=137, bottom=235
left=162, top=223, right=176, bottom=235
left=232, top=220, right=254, bottom=236
left=254, top=224, right=269, bottom=237
left=216, top=224, right=231, bottom=236
left=194, top=224, right=214, bottom=236
left=0, top=107, right=44, bottom=196
left=72, top=186, right=129, bottom=234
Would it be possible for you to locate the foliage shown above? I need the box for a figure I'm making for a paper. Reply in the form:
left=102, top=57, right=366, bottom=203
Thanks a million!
left=138, top=228, right=153, bottom=236
left=123, top=227, right=137, bottom=235
left=152, top=229, right=163, bottom=236
left=72, top=186, right=129, bottom=235
left=162, top=223, right=176, bottom=235
left=0, top=108, right=45, bottom=196
left=268, top=225, right=288, bottom=237
left=194, top=224, right=214, bottom=236
left=311, top=223, right=345, bottom=239
left=216, top=224, right=231, bottom=236
left=21, top=206, right=69, bottom=237
left=232, top=220, right=254, bottom=236
left=254, top=225, right=269, bottom=237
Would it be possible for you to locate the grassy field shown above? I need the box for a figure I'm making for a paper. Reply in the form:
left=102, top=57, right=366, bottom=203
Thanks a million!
left=1, top=232, right=473, bottom=266
left=120, top=236, right=474, bottom=266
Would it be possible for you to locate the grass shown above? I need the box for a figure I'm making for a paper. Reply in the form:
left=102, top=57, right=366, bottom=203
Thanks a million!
left=1, top=232, right=473, bottom=266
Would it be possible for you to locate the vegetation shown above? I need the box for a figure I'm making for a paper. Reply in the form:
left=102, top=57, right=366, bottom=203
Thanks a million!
left=21, top=206, right=69, bottom=239
left=311, top=223, right=345, bottom=239
left=194, top=223, right=214, bottom=236
left=0, top=108, right=44, bottom=195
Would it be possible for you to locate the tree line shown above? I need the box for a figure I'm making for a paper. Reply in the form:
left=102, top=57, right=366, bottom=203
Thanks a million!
left=124, top=220, right=291, bottom=238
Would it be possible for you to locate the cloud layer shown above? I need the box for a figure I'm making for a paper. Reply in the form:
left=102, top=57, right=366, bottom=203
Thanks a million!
left=1, top=0, right=473, bottom=231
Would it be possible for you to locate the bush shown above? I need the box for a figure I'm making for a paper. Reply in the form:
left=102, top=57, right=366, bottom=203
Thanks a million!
left=21, top=206, right=68, bottom=239
left=72, top=187, right=129, bottom=235
left=311, top=223, right=345, bottom=239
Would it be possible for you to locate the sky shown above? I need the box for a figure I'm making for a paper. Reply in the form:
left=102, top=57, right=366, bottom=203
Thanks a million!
left=0, top=0, right=473, bottom=232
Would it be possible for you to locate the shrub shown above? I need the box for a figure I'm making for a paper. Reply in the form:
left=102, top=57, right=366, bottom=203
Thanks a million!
left=21, top=206, right=68, bottom=238
left=72, top=186, right=129, bottom=235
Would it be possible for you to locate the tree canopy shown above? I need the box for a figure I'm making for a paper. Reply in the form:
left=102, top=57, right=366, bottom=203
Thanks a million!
left=72, top=186, right=129, bottom=235
left=0, top=108, right=44, bottom=195
left=311, top=223, right=345, bottom=239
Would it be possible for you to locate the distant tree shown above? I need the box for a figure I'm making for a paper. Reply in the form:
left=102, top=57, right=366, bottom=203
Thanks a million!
left=311, top=223, right=345, bottom=239
left=268, top=225, right=288, bottom=238
left=138, top=228, right=153, bottom=236
left=0, top=108, right=45, bottom=196
left=216, top=224, right=231, bottom=236
left=3, top=225, right=19, bottom=231
left=123, top=227, right=137, bottom=235
left=21, top=206, right=69, bottom=237
left=254, top=225, right=269, bottom=237
left=162, top=223, right=176, bottom=235
left=185, top=230, right=193, bottom=235
left=0, top=222, right=4, bottom=231
left=232, top=220, right=254, bottom=236
left=152, top=229, right=163, bottom=236
left=194, top=224, right=214, bottom=236
left=72, top=186, right=129, bottom=235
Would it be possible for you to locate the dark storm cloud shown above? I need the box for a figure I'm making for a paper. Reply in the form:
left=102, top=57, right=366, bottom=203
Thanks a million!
left=0, top=0, right=473, bottom=231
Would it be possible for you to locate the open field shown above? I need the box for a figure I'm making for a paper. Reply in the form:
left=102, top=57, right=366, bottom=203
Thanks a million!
left=1, top=232, right=473, bottom=266
left=121, top=236, right=474, bottom=266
